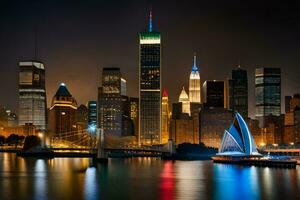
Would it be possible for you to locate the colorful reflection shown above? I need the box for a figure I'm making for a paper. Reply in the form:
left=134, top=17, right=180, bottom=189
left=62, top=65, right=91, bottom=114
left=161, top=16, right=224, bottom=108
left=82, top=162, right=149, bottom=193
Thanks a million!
left=213, top=164, right=260, bottom=200
left=0, top=154, right=299, bottom=200
left=159, top=161, right=175, bottom=200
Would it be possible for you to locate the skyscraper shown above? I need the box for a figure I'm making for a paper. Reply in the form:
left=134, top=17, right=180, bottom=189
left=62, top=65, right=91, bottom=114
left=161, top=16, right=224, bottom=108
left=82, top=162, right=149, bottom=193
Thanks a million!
left=231, top=66, right=248, bottom=118
left=48, top=83, right=77, bottom=137
left=189, top=54, right=201, bottom=103
left=87, top=101, right=97, bottom=131
left=161, top=89, right=170, bottom=144
left=129, top=97, right=139, bottom=137
left=18, top=61, right=47, bottom=131
left=139, top=11, right=161, bottom=145
left=202, top=80, right=226, bottom=108
left=98, top=68, right=123, bottom=136
left=179, top=87, right=190, bottom=115
left=255, top=67, right=281, bottom=127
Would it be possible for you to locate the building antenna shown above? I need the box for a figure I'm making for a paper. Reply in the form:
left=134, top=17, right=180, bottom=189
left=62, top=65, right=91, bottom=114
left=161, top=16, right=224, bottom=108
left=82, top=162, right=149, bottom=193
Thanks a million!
left=149, top=9, right=153, bottom=32
left=193, top=52, right=197, bottom=67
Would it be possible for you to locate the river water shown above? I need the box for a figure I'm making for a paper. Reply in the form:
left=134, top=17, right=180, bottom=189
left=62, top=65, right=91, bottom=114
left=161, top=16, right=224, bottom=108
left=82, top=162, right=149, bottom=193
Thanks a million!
left=0, top=153, right=299, bottom=200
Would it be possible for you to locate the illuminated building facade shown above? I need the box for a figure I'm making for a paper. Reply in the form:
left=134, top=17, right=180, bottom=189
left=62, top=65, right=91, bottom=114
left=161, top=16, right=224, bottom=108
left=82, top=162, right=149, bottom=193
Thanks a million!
left=48, top=83, right=78, bottom=137
left=217, top=112, right=260, bottom=156
left=179, top=87, right=190, bottom=115
left=189, top=54, right=201, bottom=103
left=255, top=67, right=281, bottom=127
left=139, top=11, right=161, bottom=145
left=199, top=107, right=232, bottom=148
left=170, top=102, right=199, bottom=145
left=231, top=67, right=248, bottom=118
left=98, top=68, right=123, bottom=136
left=161, top=89, right=170, bottom=144
left=284, top=94, right=300, bottom=144
left=129, top=97, right=139, bottom=137
left=18, top=61, right=47, bottom=131
left=87, top=101, right=97, bottom=130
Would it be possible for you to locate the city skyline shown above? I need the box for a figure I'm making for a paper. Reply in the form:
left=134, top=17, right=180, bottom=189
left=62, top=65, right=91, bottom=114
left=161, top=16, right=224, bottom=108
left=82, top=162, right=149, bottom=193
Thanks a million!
left=1, top=1, right=300, bottom=118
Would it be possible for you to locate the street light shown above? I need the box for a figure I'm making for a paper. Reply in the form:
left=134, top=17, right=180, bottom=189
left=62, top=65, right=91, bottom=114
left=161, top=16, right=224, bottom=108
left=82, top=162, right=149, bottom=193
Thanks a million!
left=38, top=132, right=43, bottom=139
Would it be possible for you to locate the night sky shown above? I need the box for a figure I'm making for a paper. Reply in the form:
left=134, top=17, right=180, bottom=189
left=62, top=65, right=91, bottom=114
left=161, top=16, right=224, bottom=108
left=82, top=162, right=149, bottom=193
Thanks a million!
left=1, top=0, right=300, bottom=118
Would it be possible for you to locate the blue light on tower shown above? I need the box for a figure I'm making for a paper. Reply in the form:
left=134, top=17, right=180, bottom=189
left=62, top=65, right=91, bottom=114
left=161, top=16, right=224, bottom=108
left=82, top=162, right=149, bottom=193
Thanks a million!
left=149, top=10, right=153, bottom=32
left=88, top=124, right=96, bottom=134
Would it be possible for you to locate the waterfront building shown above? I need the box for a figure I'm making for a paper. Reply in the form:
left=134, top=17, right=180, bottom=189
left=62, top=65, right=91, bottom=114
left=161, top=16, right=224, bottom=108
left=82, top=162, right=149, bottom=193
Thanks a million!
left=246, top=118, right=264, bottom=146
left=189, top=54, right=201, bottom=103
left=179, top=87, right=190, bottom=116
left=217, top=112, right=260, bottom=156
left=0, top=123, right=37, bottom=137
left=255, top=67, right=281, bottom=127
left=263, top=115, right=284, bottom=144
left=129, top=97, right=139, bottom=137
left=199, top=107, right=232, bottom=148
left=231, top=67, right=248, bottom=118
left=98, top=68, right=135, bottom=138
left=293, top=108, right=300, bottom=143
left=161, top=89, right=170, bottom=144
left=170, top=115, right=197, bottom=144
left=98, top=68, right=123, bottom=136
left=283, top=94, right=300, bottom=144
left=18, top=61, right=47, bottom=131
left=202, top=80, right=226, bottom=108
left=48, top=83, right=77, bottom=137
left=139, top=11, right=161, bottom=145
left=170, top=102, right=199, bottom=145
left=87, top=101, right=97, bottom=132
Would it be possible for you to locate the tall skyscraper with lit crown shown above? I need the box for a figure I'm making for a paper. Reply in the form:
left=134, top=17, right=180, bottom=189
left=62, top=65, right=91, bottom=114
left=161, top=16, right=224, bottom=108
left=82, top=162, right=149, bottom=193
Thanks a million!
left=139, top=11, right=161, bottom=145
left=189, top=54, right=201, bottom=103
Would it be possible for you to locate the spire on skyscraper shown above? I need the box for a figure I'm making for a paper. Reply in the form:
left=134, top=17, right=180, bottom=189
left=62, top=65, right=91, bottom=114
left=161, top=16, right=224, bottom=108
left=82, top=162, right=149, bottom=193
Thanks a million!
left=189, top=53, right=201, bottom=103
left=149, top=9, right=153, bottom=32
left=163, top=89, right=168, bottom=97
left=192, top=52, right=198, bottom=72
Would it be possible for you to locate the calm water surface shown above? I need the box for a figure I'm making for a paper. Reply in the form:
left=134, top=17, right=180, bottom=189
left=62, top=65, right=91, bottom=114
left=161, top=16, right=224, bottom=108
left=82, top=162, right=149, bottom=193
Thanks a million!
left=0, top=153, right=299, bottom=200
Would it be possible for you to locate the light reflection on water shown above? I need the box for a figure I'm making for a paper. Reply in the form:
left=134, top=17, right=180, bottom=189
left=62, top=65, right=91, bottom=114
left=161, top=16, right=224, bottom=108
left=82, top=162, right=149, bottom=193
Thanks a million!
left=0, top=153, right=299, bottom=200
